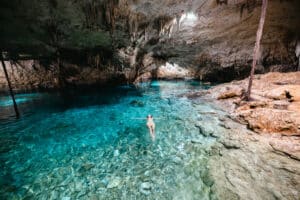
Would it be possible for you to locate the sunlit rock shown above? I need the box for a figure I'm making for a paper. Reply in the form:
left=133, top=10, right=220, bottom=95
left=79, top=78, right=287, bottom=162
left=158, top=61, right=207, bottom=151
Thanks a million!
left=157, top=62, right=191, bottom=79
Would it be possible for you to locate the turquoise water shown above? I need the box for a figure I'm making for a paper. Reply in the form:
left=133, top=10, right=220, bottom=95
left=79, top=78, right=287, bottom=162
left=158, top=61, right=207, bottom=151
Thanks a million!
left=0, top=81, right=220, bottom=200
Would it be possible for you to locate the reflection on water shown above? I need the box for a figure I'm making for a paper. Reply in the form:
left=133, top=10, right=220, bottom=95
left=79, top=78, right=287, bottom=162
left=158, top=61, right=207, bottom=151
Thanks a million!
left=0, top=81, right=219, bottom=199
left=0, top=93, right=42, bottom=107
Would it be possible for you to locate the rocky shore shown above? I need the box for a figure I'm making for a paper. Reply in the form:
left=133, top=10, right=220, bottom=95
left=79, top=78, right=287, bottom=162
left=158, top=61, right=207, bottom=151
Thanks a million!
left=186, top=72, right=300, bottom=199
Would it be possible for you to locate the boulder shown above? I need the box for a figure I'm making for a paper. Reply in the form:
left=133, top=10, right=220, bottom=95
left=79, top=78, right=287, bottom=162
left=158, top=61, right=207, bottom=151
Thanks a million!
left=240, top=108, right=300, bottom=135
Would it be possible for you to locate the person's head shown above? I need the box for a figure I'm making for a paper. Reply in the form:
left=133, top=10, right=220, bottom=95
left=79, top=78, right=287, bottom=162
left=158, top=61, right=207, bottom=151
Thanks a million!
left=147, top=114, right=152, bottom=119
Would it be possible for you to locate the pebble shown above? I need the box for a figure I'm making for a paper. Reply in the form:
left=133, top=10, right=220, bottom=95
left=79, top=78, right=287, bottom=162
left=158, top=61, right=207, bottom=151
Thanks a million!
left=139, top=182, right=152, bottom=195
left=79, top=163, right=95, bottom=172
left=172, top=156, right=182, bottom=164
left=107, top=177, right=122, bottom=189
left=114, top=150, right=120, bottom=157
left=50, top=191, right=59, bottom=200
left=144, top=170, right=151, bottom=176
left=75, top=181, right=83, bottom=192
left=76, top=190, right=87, bottom=198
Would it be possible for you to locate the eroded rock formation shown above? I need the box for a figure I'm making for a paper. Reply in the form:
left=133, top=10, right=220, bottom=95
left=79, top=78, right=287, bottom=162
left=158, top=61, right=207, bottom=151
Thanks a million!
left=114, top=0, right=300, bottom=82
left=184, top=71, right=300, bottom=199
left=1, top=0, right=300, bottom=91
left=205, top=72, right=300, bottom=135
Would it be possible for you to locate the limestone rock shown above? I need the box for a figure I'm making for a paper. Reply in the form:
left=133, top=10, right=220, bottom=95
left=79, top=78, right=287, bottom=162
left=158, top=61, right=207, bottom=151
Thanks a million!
left=217, top=91, right=241, bottom=100
left=130, top=100, right=145, bottom=107
left=157, top=62, right=191, bottom=79
left=191, top=139, right=203, bottom=144
left=219, top=139, right=241, bottom=149
left=240, top=108, right=300, bottom=135
left=207, top=72, right=300, bottom=135
left=139, top=182, right=152, bottom=195
left=134, top=72, right=152, bottom=83
left=79, top=163, right=95, bottom=173
left=195, top=122, right=216, bottom=137
left=1, top=1, right=299, bottom=90
left=213, top=85, right=244, bottom=100
left=114, top=150, right=120, bottom=157
left=270, top=141, right=300, bottom=161
left=107, top=177, right=122, bottom=189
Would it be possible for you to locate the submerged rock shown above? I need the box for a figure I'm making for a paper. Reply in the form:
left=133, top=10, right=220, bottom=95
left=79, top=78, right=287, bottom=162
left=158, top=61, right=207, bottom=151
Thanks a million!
left=191, top=139, right=203, bottom=144
left=195, top=122, right=217, bottom=137
left=139, top=182, right=152, bottom=195
left=129, top=100, right=145, bottom=107
left=75, top=181, right=84, bottom=192
left=172, top=156, right=182, bottom=164
left=107, top=177, right=122, bottom=189
left=114, top=150, right=120, bottom=157
left=79, top=163, right=95, bottom=173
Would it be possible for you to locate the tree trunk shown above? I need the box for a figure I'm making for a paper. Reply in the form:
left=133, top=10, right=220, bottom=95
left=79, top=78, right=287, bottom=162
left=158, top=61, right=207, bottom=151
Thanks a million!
left=296, top=41, right=300, bottom=71
left=246, top=0, right=268, bottom=101
left=1, top=53, right=20, bottom=118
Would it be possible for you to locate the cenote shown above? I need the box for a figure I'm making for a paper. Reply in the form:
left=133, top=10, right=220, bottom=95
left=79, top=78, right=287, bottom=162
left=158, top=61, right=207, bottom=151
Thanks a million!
left=0, top=81, right=221, bottom=200
left=1, top=0, right=300, bottom=199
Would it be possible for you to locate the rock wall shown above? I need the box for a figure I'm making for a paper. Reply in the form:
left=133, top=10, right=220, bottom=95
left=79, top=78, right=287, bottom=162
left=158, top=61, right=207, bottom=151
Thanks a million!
left=0, top=60, right=129, bottom=93
left=116, top=0, right=300, bottom=82
left=1, top=0, right=300, bottom=91
left=0, top=60, right=59, bottom=93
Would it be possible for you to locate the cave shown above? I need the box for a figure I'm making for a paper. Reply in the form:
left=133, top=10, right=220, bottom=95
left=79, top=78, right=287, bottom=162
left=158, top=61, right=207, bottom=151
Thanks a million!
left=0, top=0, right=300, bottom=199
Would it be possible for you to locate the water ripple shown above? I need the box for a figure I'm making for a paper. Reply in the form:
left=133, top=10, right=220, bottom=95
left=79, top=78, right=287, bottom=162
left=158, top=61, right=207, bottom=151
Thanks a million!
left=0, top=81, right=219, bottom=199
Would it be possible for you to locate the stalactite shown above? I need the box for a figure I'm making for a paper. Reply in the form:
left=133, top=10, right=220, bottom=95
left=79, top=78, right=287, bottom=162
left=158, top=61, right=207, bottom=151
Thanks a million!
left=239, top=0, right=257, bottom=18
left=128, top=13, right=140, bottom=41
left=102, top=0, right=119, bottom=35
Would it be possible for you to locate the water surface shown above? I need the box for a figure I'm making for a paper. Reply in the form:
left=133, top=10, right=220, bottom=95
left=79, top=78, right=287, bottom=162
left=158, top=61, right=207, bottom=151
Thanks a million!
left=0, top=81, right=219, bottom=199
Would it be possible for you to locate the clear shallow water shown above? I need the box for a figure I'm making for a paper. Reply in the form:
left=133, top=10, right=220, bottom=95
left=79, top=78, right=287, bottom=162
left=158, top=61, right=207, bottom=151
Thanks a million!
left=0, top=81, right=219, bottom=200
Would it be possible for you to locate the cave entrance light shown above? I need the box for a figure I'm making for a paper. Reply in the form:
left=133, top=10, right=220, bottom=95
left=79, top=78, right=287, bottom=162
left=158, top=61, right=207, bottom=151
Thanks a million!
left=181, top=12, right=198, bottom=28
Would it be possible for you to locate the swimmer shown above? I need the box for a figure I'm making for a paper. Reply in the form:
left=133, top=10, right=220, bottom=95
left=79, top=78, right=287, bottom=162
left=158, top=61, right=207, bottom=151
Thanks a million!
left=146, top=114, right=155, bottom=141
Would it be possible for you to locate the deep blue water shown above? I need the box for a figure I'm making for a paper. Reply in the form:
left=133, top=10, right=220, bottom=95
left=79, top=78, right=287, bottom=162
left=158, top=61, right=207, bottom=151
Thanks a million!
left=0, top=81, right=218, bottom=199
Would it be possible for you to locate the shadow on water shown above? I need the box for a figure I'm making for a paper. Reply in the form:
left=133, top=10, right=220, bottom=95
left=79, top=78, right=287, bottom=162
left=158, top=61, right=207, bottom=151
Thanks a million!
left=0, top=85, right=143, bottom=123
